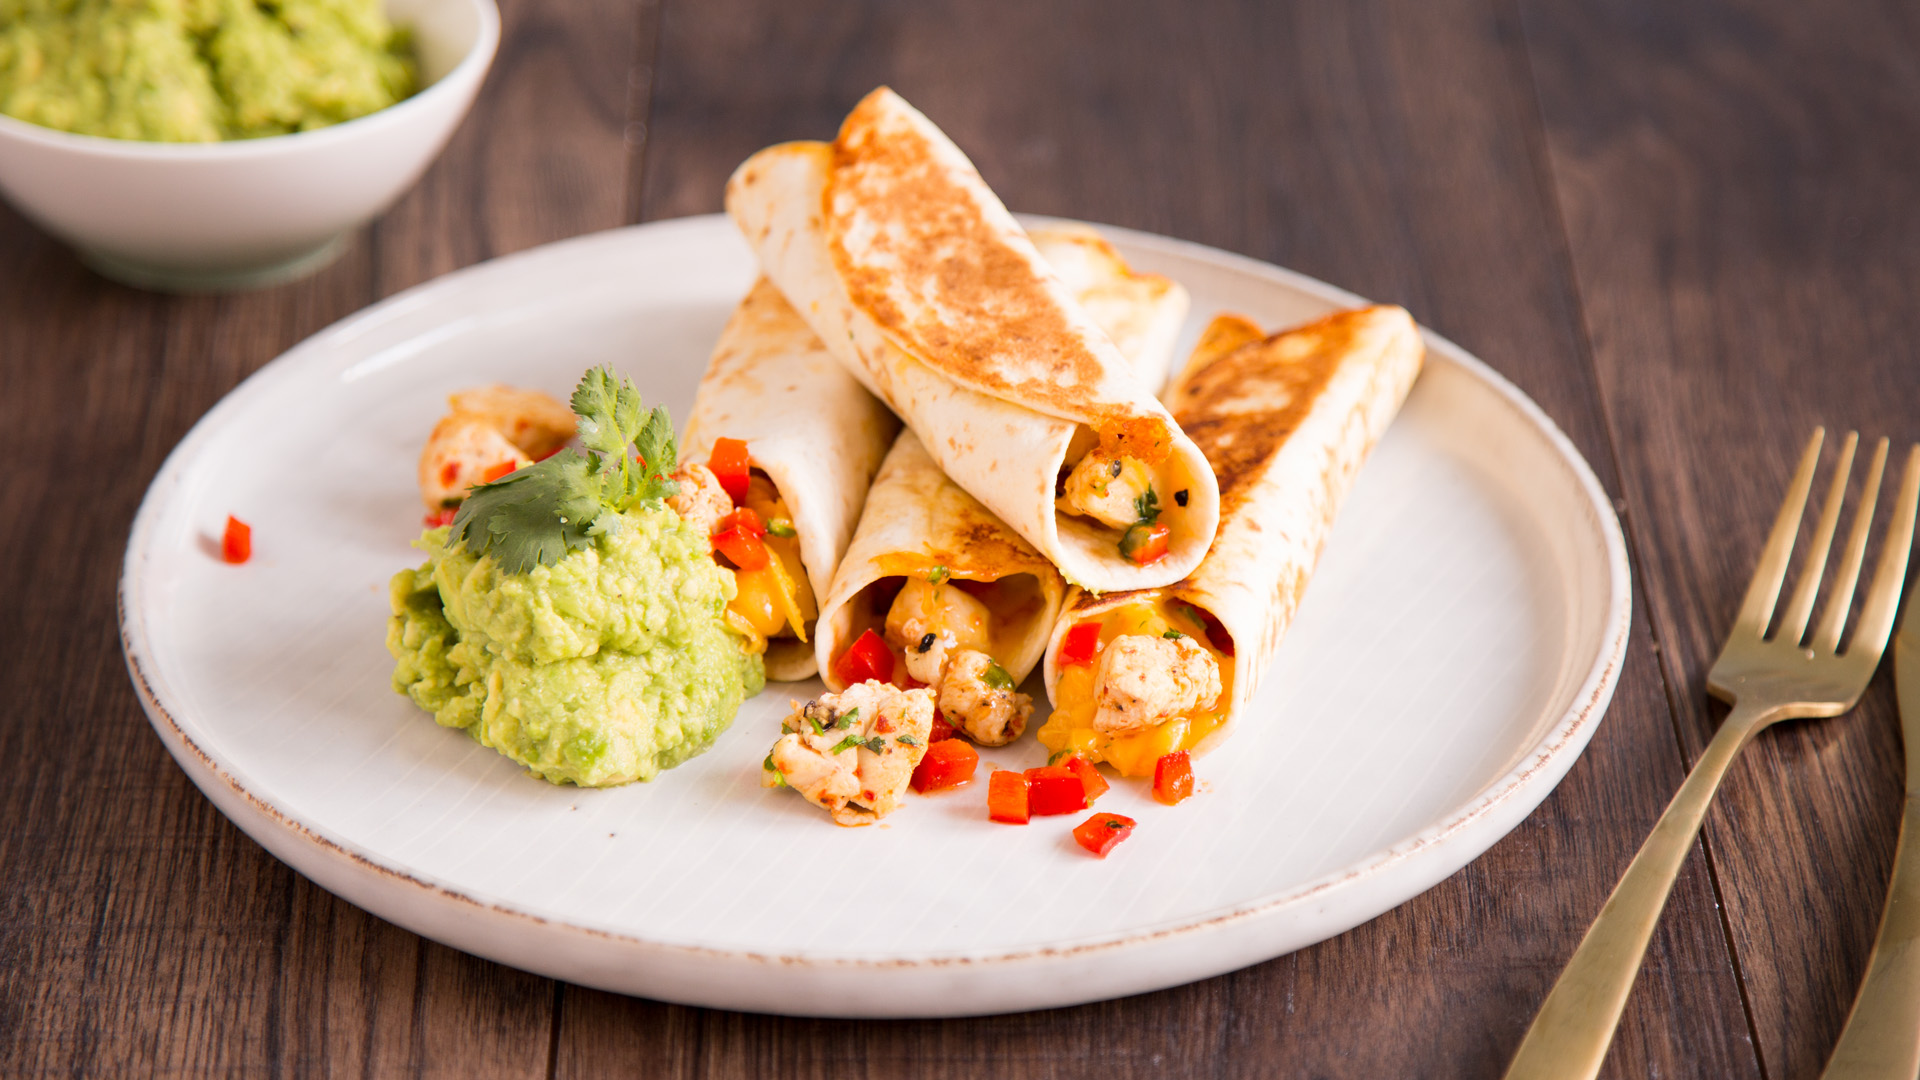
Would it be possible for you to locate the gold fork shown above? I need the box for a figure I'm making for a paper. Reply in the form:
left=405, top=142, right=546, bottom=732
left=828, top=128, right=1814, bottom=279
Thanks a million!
left=1504, top=428, right=1920, bottom=1080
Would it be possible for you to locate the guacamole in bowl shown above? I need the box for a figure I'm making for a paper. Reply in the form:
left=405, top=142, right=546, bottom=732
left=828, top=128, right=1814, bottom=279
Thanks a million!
left=0, top=0, right=418, bottom=142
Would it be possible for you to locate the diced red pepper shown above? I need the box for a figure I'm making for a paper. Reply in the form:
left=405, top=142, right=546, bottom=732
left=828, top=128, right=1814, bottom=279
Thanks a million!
left=1058, top=621, right=1102, bottom=667
left=1120, top=521, right=1171, bottom=565
left=1024, top=765, right=1087, bottom=816
left=1065, top=755, right=1109, bottom=804
left=716, top=506, right=766, bottom=538
left=221, top=515, right=252, bottom=564
left=480, top=460, right=517, bottom=484
left=929, top=715, right=955, bottom=743
left=988, top=770, right=1030, bottom=824
left=1072, top=812, right=1137, bottom=857
left=422, top=507, right=456, bottom=528
left=911, top=739, right=979, bottom=793
left=713, top=526, right=769, bottom=570
left=1152, top=751, right=1194, bottom=805
left=708, top=437, right=752, bottom=504
left=1195, top=606, right=1235, bottom=657
left=831, top=628, right=896, bottom=687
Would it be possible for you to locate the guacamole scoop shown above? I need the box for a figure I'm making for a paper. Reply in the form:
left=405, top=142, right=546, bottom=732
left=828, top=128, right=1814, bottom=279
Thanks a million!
left=0, top=0, right=417, bottom=142
left=388, top=505, right=766, bottom=787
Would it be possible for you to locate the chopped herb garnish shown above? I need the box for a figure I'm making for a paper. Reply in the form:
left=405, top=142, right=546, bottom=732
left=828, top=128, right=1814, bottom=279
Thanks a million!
left=448, top=367, right=679, bottom=574
left=1132, top=486, right=1161, bottom=525
left=862, top=735, right=889, bottom=754
left=830, top=734, right=865, bottom=755
left=808, top=714, right=825, bottom=735
left=917, top=632, right=936, bottom=653
left=837, top=707, right=860, bottom=728
left=982, top=661, right=1015, bottom=690
left=763, top=752, right=781, bottom=775
left=1163, top=629, right=1185, bottom=640
left=928, top=565, right=950, bottom=585
left=1174, top=488, right=1189, bottom=507
left=897, top=734, right=922, bottom=747
left=1047, top=749, right=1069, bottom=765
left=1106, top=819, right=1125, bottom=831
left=767, top=517, right=797, bottom=537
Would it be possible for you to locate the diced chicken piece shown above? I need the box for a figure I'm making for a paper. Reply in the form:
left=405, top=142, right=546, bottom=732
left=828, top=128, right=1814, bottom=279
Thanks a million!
left=762, top=681, right=935, bottom=826
left=667, top=461, right=733, bottom=537
left=1057, top=449, right=1155, bottom=530
left=937, top=649, right=1032, bottom=746
left=1091, top=635, right=1222, bottom=737
left=445, top=385, right=576, bottom=458
left=884, top=577, right=992, bottom=684
left=418, top=414, right=531, bottom=510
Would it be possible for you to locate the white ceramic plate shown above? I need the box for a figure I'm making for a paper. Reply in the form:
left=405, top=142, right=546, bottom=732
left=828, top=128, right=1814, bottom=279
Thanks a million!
left=122, top=216, right=1629, bottom=1017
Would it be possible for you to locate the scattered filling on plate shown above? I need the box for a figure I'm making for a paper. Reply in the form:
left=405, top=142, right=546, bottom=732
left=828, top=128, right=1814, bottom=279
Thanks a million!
left=830, top=569, right=1046, bottom=747
left=387, top=368, right=764, bottom=787
left=1037, top=594, right=1232, bottom=777
left=418, top=385, right=576, bottom=524
left=0, top=0, right=418, bottom=142
left=762, top=680, right=933, bottom=826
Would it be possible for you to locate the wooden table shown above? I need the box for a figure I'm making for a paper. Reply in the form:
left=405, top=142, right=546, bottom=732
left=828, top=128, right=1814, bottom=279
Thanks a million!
left=5, top=0, right=1917, bottom=1075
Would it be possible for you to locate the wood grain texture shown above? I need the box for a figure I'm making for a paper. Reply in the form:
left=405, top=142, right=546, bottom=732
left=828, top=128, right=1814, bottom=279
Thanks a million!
left=0, top=0, right=646, bottom=1070
left=584, top=1, right=1753, bottom=1075
left=1521, top=0, right=1920, bottom=1075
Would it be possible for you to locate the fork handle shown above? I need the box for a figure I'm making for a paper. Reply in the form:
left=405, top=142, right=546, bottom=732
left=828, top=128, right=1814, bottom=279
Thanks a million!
left=1503, top=702, right=1768, bottom=1080
left=1820, top=793, right=1920, bottom=1078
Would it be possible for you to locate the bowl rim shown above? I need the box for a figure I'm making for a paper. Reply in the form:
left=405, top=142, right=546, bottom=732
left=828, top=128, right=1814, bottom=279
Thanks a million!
left=0, top=0, right=501, bottom=161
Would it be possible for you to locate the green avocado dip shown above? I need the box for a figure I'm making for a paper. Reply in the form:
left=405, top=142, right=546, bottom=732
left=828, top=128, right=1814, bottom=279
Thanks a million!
left=385, top=369, right=765, bottom=787
left=0, top=0, right=416, bottom=142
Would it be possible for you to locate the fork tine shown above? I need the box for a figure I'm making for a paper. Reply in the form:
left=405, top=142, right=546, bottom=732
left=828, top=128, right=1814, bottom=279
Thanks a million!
left=1842, top=445, right=1920, bottom=660
left=1733, top=428, right=1825, bottom=637
left=1778, top=432, right=1858, bottom=643
left=1812, top=437, right=1887, bottom=652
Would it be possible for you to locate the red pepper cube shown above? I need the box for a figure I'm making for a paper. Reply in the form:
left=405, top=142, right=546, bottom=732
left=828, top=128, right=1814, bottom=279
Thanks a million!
left=221, top=515, right=252, bottom=565
left=1058, top=621, right=1102, bottom=667
left=480, top=459, right=517, bottom=484
left=1024, top=765, right=1086, bottom=816
left=1072, top=812, right=1137, bottom=857
left=1120, top=521, right=1171, bottom=565
left=1152, top=751, right=1194, bottom=806
left=712, top=526, right=769, bottom=570
left=910, top=739, right=978, bottom=793
left=831, top=628, right=896, bottom=687
left=928, top=715, right=955, bottom=743
left=1065, top=755, right=1109, bottom=804
left=708, top=437, right=752, bottom=504
left=987, top=770, right=1030, bottom=824
left=716, top=507, right=766, bottom=537
left=422, top=507, right=456, bottom=528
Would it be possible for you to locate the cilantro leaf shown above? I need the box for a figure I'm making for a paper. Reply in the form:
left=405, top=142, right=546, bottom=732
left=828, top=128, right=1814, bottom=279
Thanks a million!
left=448, top=367, right=682, bottom=573
left=1133, top=486, right=1162, bottom=525
left=448, top=451, right=604, bottom=574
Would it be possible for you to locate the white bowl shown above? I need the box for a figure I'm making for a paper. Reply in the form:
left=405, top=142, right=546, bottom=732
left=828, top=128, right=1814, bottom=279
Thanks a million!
left=0, top=0, right=500, bottom=292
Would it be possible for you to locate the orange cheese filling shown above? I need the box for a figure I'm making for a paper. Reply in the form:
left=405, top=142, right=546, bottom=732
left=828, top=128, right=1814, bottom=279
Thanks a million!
left=725, top=475, right=817, bottom=642
left=1037, top=594, right=1233, bottom=777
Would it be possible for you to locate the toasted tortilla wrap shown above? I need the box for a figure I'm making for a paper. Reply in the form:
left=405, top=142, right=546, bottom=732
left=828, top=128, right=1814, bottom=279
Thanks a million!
left=1029, top=223, right=1189, bottom=395
left=682, top=277, right=900, bottom=680
left=817, top=426, right=1075, bottom=687
left=1037, top=305, right=1425, bottom=775
left=725, top=87, right=1219, bottom=592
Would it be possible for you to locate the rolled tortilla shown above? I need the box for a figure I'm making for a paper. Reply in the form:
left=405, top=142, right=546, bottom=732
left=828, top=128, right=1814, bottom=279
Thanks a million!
left=1029, top=224, right=1189, bottom=396
left=1037, top=305, right=1426, bottom=775
left=725, top=87, right=1219, bottom=592
left=815, top=430, right=1067, bottom=697
left=682, top=277, right=900, bottom=680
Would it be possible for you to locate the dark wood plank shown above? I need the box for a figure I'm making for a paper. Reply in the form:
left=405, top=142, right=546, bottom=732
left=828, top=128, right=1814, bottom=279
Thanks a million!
left=0, top=0, right=645, bottom=1071
left=552, top=1, right=1757, bottom=1076
left=1520, top=0, right=1920, bottom=1075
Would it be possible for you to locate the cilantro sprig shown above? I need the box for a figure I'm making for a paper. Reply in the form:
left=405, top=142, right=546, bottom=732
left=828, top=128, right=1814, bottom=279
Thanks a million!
left=447, top=368, right=680, bottom=574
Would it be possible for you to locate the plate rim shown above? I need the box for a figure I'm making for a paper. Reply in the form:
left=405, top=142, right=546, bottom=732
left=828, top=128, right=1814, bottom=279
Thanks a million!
left=120, top=213, right=1632, bottom=977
